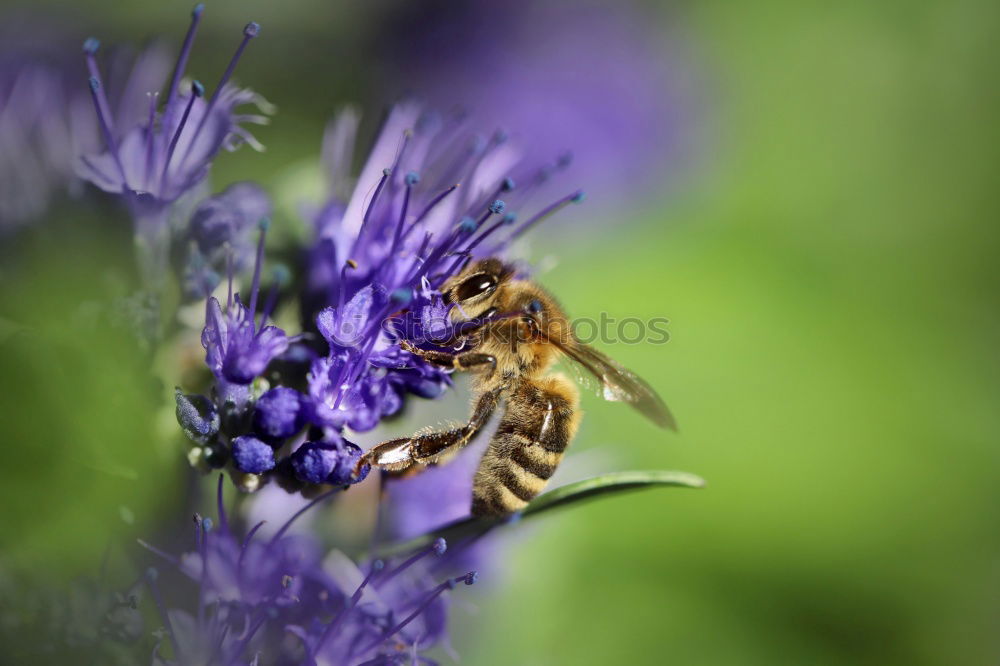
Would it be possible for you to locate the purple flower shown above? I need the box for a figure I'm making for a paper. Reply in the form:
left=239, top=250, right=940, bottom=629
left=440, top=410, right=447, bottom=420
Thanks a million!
left=301, top=103, right=584, bottom=441
left=252, top=386, right=307, bottom=439
left=202, top=293, right=288, bottom=396
left=77, top=6, right=272, bottom=283
left=289, top=436, right=366, bottom=485
left=200, top=221, right=288, bottom=406
left=231, top=435, right=275, bottom=474
left=138, top=477, right=478, bottom=664
left=374, top=0, right=696, bottom=218
left=0, top=18, right=168, bottom=229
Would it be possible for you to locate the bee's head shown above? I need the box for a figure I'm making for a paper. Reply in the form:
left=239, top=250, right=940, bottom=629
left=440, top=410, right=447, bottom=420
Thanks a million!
left=442, top=258, right=515, bottom=316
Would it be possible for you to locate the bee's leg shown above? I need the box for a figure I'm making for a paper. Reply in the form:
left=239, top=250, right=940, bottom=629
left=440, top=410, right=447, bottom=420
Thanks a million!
left=400, top=340, right=497, bottom=376
left=359, top=387, right=501, bottom=475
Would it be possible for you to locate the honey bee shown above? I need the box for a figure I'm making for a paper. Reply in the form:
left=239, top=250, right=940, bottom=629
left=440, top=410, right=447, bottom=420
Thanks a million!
left=359, top=258, right=676, bottom=517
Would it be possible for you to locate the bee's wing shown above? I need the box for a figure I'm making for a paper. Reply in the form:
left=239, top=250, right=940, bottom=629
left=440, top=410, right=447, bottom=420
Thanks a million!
left=550, top=337, right=677, bottom=431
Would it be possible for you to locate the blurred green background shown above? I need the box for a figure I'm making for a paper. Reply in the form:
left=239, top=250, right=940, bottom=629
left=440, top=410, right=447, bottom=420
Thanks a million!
left=2, top=0, right=998, bottom=664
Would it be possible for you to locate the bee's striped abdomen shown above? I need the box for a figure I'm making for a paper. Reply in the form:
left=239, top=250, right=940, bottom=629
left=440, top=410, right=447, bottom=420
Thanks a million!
left=471, top=375, right=580, bottom=517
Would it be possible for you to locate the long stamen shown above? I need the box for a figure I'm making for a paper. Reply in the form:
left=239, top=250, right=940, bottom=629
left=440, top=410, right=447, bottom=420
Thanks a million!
left=507, top=190, right=585, bottom=243
left=337, top=259, right=357, bottom=311
left=143, top=92, right=160, bottom=190
left=240, top=520, right=267, bottom=553
left=429, top=133, right=484, bottom=195
left=391, top=171, right=418, bottom=253
left=83, top=39, right=115, bottom=135
left=401, top=183, right=459, bottom=242
left=311, top=560, right=384, bottom=656
left=247, top=218, right=269, bottom=330
left=237, top=520, right=266, bottom=581
left=361, top=168, right=391, bottom=231
left=401, top=231, right=436, bottom=286
left=210, top=21, right=259, bottom=107
left=87, top=77, right=128, bottom=187
left=390, top=129, right=413, bottom=176
left=515, top=152, right=574, bottom=206
left=160, top=80, right=204, bottom=191
left=420, top=200, right=504, bottom=286
left=182, top=21, right=259, bottom=164
left=165, top=3, right=205, bottom=108
left=377, top=538, right=447, bottom=587
left=215, top=474, right=229, bottom=535
left=228, top=611, right=268, bottom=660
left=266, top=489, right=338, bottom=547
left=260, top=266, right=288, bottom=324
left=418, top=200, right=501, bottom=281
left=225, top=244, right=234, bottom=310
left=197, top=517, right=213, bottom=628
left=462, top=211, right=514, bottom=255
left=145, top=568, right=181, bottom=658
left=136, top=539, right=180, bottom=566
left=357, top=572, right=478, bottom=655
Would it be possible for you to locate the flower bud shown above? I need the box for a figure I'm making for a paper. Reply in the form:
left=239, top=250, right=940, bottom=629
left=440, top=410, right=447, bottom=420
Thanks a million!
left=232, top=435, right=275, bottom=474
left=175, top=391, right=219, bottom=445
left=252, top=387, right=306, bottom=439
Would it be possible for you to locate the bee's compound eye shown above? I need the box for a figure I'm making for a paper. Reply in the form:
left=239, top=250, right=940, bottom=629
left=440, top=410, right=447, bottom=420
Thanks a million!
left=454, top=273, right=497, bottom=302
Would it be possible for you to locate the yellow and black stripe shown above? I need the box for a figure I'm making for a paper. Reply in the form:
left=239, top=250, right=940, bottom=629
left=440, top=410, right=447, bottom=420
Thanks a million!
left=471, top=375, right=580, bottom=516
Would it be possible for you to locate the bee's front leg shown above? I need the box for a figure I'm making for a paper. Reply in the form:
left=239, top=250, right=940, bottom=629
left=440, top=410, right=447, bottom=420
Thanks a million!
left=399, top=340, right=497, bottom=376
left=358, top=437, right=419, bottom=473
left=357, top=387, right=502, bottom=477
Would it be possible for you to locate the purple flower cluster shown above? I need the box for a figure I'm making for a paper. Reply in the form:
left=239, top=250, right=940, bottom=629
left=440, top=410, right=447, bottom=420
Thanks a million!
left=177, top=101, right=583, bottom=493
left=139, top=478, right=476, bottom=664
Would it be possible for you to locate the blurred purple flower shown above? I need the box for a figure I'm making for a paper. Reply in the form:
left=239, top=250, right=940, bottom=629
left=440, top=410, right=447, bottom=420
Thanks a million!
left=0, top=17, right=168, bottom=229
left=78, top=5, right=271, bottom=283
left=139, top=478, right=477, bottom=664
left=376, top=0, right=696, bottom=218
left=183, top=181, right=273, bottom=301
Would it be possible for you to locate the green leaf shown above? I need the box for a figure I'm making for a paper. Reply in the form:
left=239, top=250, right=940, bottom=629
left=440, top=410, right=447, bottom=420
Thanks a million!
left=373, top=470, right=705, bottom=558
left=521, top=469, right=706, bottom=516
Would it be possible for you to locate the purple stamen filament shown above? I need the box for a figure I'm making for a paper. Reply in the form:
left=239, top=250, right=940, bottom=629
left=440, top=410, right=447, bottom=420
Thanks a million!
left=180, top=21, right=259, bottom=168
left=355, top=573, right=475, bottom=655
left=145, top=570, right=181, bottom=658
left=266, top=489, right=339, bottom=547
left=506, top=190, right=584, bottom=244
left=143, top=92, right=160, bottom=190
left=361, top=169, right=390, bottom=232
left=165, top=3, right=204, bottom=109
left=215, top=474, right=230, bottom=535
left=160, top=81, right=203, bottom=192
left=84, top=50, right=115, bottom=136
left=377, top=539, right=446, bottom=588
left=87, top=78, right=128, bottom=187
left=310, top=560, right=384, bottom=656
left=247, top=220, right=268, bottom=330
